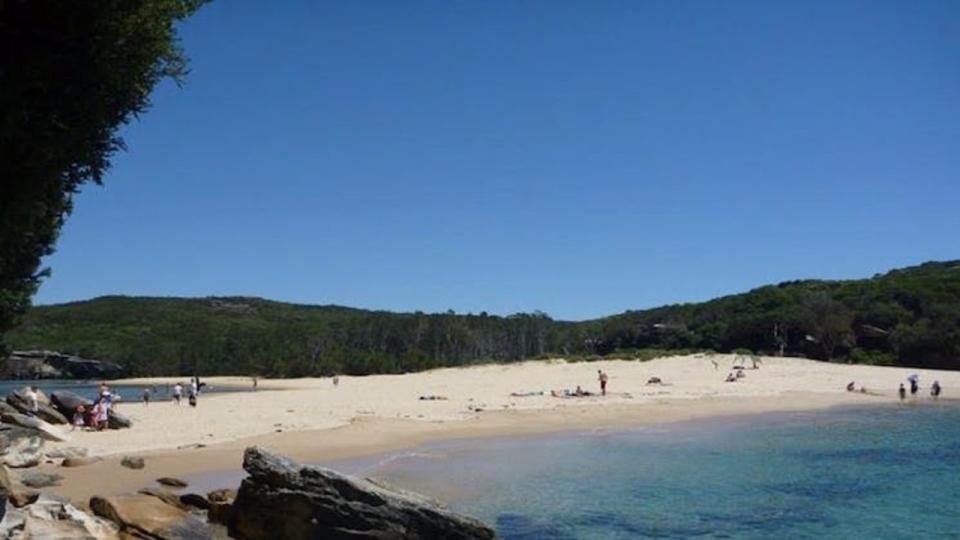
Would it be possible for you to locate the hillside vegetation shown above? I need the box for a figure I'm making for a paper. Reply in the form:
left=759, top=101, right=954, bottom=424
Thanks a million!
left=4, top=261, right=958, bottom=376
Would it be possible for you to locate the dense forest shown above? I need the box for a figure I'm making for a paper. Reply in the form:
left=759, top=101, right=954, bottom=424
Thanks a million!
left=3, top=260, right=958, bottom=376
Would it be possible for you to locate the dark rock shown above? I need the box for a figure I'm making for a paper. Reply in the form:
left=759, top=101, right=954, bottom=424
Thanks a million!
left=229, top=446, right=497, bottom=540
left=121, top=456, right=145, bottom=470
left=179, top=493, right=211, bottom=511
left=90, top=494, right=213, bottom=540
left=4, top=350, right=125, bottom=380
left=208, top=500, right=233, bottom=527
left=108, top=410, right=133, bottom=429
left=157, top=477, right=188, bottom=488
left=50, top=390, right=93, bottom=419
left=0, top=412, right=68, bottom=441
left=139, top=487, right=190, bottom=511
left=206, top=489, right=236, bottom=503
left=20, top=472, right=62, bottom=488
left=62, top=456, right=102, bottom=467
left=9, top=489, right=39, bottom=507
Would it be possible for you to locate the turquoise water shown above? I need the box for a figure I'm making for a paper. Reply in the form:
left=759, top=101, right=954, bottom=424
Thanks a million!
left=340, top=403, right=960, bottom=539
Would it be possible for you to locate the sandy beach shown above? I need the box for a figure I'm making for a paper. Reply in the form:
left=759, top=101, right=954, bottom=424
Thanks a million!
left=31, top=354, right=960, bottom=506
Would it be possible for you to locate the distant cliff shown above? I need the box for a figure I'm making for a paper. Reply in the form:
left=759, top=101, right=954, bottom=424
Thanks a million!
left=1, top=350, right=125, bottom=380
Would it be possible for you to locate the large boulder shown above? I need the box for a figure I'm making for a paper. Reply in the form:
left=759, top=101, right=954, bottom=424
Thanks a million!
left=1, top=435, right=43, bottom=468
left=0, top=412, right=68, bottom=442
left=50, top=390, right=93, bottom=419
left=90, top=494, right=213, bottom=540
left=6, top=388, right=68, bottom=425
left=108, top=410, right=133, bottom=429
left=229, top=447, right=497, bottom=540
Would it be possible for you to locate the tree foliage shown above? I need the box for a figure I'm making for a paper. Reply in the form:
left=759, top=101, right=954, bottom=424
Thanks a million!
left=0, top=0, right=206, bottom=352
left=4, top=261, right=960, bottom=376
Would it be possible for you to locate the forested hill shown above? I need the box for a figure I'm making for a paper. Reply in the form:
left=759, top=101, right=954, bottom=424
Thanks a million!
left=4, top=260, right=959, bottom=376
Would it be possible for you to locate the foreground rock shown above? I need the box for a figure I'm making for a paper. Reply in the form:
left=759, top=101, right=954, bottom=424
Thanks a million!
left=108, top=410, right=133, bottom=429
left=1, top=493, right=119, bottom=539
left=157, top=477, right=188, bottom=488
left=0, top=432, right=43, bottom=468
left=20, top=472, right=62, bottom=488
left=229, top=446, right=497, bottom=540
left=62, top=456, right=102, bottom=467
left=90, top=494, right=213, bottom=540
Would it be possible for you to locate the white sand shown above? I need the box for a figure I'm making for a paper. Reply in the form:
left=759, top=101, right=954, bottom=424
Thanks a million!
left=49, top=354, right=959, bottom=457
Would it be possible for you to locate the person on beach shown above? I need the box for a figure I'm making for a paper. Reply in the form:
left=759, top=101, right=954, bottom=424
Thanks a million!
left=898, top=383, right=906, bottom=401
left=188, top=385, right=197, bottom=407
left=252, top=377, right=258, bottom=392
left=910, top=379, right=919, bottom=396
left=25, top=386, right=39, bottom=417
left=725, top=372, right=737, bottom=383
left=143, top=387, right=151, bottom=406
left=92, top=398, right=109, bottom=431
left=71, top=405, right=86, bottom=431
left=931, top=381, right=942, bottom=398
left=597, top=370, right=608, bottom=396
left=846, top=381, right=856, bottom=392
left=333, top=375, right=340, bottom=387
left=172, top=382, right=183, bottom=405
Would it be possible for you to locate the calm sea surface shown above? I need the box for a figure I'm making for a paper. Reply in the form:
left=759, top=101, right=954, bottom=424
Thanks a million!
left=329, top=403, right=960, bottom=540
left=0, top=379, right=242, bottom=402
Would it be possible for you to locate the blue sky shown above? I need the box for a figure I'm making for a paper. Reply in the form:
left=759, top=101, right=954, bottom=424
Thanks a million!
left=36, top=0, right=960, bottom=320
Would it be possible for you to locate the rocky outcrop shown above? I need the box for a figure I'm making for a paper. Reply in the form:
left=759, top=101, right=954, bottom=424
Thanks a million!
left=157, top=477, right=188, bottom=488
left=90, top=494, right=213, bottom=540
left=229, top=446, right=498, bottom=540
left=6, top=387, right=68, bottom=425
left=3, top=350, right=125, bottom=380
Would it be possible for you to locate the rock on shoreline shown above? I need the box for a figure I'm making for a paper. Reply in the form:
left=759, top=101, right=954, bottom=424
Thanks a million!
left=229, top=446, right=498, bottom=540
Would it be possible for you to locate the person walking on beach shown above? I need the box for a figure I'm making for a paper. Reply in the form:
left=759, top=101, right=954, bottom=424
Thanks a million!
left=931, top=381, right=942, bottom=398
left=333, top=375, right=340, bottom=387
left=143, top=387, right=151, bottom=406
left=25, top=386, right=39, bottom=417
left=172, top=382, right=183, bottom=405
left=252, top=376, right=258, bottom=392
left=187, top=384, right=197, bottom=408
left=898, top=383, right=906, bottom=401
left=598, top=370, right=608, bottom=396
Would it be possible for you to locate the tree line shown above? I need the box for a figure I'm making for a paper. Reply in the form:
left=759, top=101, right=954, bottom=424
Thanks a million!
left=3, top=260, right=958, bottom=377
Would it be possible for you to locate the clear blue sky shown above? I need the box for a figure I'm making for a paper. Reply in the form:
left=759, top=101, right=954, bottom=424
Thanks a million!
left=35, top=0, right=960, bottom=320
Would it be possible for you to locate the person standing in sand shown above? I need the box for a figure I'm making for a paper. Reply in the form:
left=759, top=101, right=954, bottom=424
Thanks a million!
left=597, top=370, right=608, bottom=396
left=25, top=386, right=39, bottom=417
left=143, top=387, right=151, bottom=406
left=898, top=383, right=906, bottom=401
left=172, top=382, right=183, bottom=405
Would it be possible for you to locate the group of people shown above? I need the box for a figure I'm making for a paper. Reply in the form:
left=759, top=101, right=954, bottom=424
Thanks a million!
left=70, top=382, right=116, bottom=431
left=897, top=376, right=942, bottom=401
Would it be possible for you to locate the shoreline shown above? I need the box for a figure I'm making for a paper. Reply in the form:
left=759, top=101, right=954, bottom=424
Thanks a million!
left=39, top=390, right=920, bottom=506
left=20, top=354, right=959, bottom=507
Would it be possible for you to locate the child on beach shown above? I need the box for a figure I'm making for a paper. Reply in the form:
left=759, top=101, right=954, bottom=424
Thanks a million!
left=172, top=382, right=183, bottom=405
left=71, top=405, right=86, bottom=431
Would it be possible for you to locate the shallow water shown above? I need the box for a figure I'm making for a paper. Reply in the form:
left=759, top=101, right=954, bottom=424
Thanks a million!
left=337, top=403, right=960, bottom=539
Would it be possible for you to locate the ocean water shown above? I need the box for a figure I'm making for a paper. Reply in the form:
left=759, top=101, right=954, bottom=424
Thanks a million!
left=336, top=403, right=960, bottom=540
